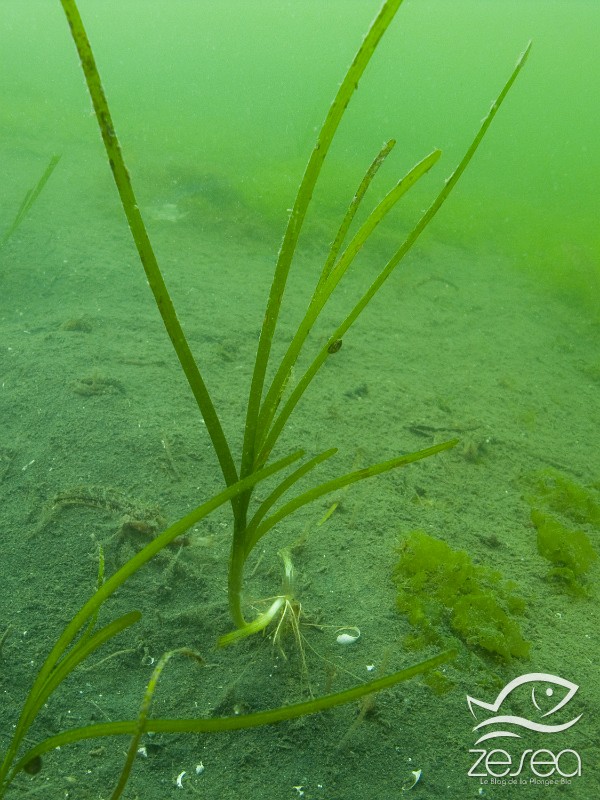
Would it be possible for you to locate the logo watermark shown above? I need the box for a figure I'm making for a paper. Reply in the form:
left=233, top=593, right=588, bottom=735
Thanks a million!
left=466, top=673, right=582, bottom=784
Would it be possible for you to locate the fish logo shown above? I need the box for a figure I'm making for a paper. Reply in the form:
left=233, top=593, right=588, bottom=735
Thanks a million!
left=467, top=673, right=582, bottom=745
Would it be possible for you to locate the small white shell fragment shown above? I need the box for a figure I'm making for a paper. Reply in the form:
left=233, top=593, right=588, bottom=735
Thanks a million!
left=401, top=768, right=422, bottom=791
left=335, top=626, right=361, bottom=645
left=175, top=771, right=187, bottom=788
left=195, top=762, right=205, bottom=775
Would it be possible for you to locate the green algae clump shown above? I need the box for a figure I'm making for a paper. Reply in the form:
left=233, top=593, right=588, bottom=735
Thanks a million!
left=531, top=509, right=597, bottom=593
left=394, top=531, right=529, bottom=661
left=526, top=469, right=600, bottom=527
left=523, top=468, right=598, bottom=593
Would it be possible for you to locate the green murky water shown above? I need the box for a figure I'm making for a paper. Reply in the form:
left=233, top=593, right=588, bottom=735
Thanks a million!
left=1, top=2, right=598, bottom=798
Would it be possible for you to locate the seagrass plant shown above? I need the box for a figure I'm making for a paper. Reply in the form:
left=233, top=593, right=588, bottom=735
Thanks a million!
left=0, top=0, right=529, bottom=794
left=0, top=154, right=60, bottom=248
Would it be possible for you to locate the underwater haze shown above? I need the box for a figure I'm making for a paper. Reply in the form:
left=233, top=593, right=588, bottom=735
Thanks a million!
left=2, top=0, right=599, bottom=309
left=1, top=2, right=599, bottom=799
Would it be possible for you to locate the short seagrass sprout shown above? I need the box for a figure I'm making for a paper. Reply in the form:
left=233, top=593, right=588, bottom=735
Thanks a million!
left=0, top=0, right=530, bottom=795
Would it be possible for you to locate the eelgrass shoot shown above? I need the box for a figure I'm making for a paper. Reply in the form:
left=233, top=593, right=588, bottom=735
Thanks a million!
left=0, top=457, right=457, bottom=795
left=0, top=0, right=530, bottom=794
left=59, top=0, right=530, bottom=645
left=0, top=154, right=60, bottom=248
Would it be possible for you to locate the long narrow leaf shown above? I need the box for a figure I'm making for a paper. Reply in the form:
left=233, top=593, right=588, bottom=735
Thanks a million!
left=256, top=149, right=441, bottom=455
left=111, top=648, right=204, bottom=800
left=258, top=43, right=531, bottom=464
left=317, top=139, right=396, bottom=290
left=241, top=0, right=405, bottom=482
left=246, top=440, right=458, bottom=556
left=79, top=543, right=105, bottom=645
left=59, top=0, right=238, bottom=491
left=7, top=649, right=455, bottom=784
left=0, top=450, right=303, bottom=785
left=26, top=450, right=301, bottom=703
left=326, top=150, right=441, bottom=290
left=247, top=447, right=337, bottom=535
left=20, top=612, right=141, bottom=744
left=1, top=155, right=61, bottom=247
